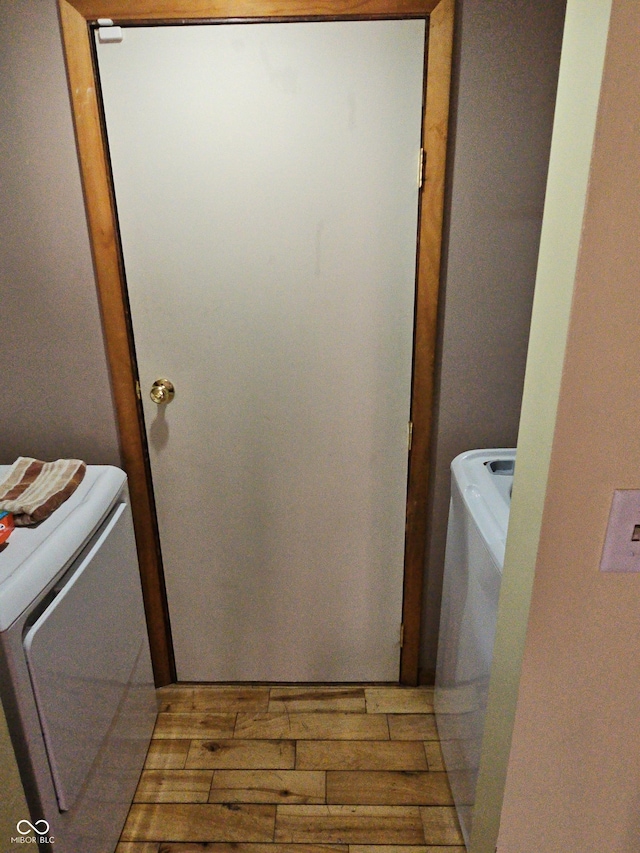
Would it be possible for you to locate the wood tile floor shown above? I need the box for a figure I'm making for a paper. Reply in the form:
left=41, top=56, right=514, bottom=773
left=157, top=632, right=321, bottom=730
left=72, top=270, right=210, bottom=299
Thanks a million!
left=117, top=685, right=465, bottom=853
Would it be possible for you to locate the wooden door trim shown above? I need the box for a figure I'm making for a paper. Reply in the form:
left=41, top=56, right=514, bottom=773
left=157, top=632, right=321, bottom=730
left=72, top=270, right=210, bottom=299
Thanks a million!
left=401, top=0, right=454, bottom=684
left=66, top=0, right=443, bottom=21
left=57, top=0, right=454, bottom=687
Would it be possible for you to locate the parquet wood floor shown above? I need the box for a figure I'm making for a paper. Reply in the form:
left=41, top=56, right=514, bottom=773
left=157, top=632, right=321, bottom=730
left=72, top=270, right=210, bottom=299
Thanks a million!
left=117, top=685, right=465, bottom=853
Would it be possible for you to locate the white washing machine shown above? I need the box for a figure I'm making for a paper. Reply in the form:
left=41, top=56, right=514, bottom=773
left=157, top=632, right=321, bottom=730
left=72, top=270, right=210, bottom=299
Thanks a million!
left=0, top=465, right=157, bottom=852
left=435, top=448, right=515, bottom=848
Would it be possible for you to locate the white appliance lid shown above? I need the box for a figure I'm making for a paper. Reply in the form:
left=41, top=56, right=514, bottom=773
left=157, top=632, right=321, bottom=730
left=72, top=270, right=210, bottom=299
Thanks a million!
left=450, top=448, right=516, bottom=570
left=0, top=465, right=126, bottom=631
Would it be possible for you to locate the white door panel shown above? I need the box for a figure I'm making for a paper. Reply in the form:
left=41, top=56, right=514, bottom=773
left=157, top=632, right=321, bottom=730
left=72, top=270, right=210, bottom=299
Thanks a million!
left=96, top=20, right=425, bottom=680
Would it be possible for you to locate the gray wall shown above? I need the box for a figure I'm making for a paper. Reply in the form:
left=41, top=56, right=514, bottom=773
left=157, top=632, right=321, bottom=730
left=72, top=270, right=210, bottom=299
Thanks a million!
left=0, top=0, right=120, bottom=466
left=420, top=0, right=567, bottom=679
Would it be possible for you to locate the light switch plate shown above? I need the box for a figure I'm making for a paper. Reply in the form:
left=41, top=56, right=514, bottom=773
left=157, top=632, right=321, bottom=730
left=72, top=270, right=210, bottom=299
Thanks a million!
left=600, top=490, right=640, bottom=572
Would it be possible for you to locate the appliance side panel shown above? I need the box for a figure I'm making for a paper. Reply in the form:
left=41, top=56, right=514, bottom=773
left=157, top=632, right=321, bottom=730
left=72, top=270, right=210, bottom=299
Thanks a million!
left=436, top=478, right=503, bottom=846
left=22, top=497, right=156, bottom=851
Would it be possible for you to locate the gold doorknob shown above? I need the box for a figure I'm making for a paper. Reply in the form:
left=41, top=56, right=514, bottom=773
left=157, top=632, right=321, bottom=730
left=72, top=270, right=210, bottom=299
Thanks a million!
left=150, top=378, right=175, bottom=405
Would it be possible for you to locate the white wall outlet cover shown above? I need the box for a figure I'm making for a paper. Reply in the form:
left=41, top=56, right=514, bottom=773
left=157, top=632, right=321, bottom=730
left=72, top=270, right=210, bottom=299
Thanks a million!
left=600, top=489, right=640, bottom=573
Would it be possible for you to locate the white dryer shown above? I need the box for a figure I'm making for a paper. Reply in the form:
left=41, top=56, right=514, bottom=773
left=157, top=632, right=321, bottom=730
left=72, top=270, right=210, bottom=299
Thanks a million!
left=0, top=465, right=157, bottom=852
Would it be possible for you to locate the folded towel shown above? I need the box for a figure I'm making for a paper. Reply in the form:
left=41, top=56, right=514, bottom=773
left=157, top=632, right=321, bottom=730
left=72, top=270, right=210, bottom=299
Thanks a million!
left=0, top=457, right=86, bottom=526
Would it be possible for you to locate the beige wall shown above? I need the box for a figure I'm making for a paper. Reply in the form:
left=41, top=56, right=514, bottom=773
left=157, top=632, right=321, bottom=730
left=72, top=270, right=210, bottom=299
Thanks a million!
left=470, top=1, right=613, bottom=849
left=0, top=0, right=120, bottom=466
left=420, top=0, right=566, bottom=678
left=497, top=0, right=640, bottom=849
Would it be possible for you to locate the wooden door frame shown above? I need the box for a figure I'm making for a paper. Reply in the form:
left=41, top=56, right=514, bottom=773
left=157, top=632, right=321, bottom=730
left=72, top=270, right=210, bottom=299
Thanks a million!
left=57, top=0, right=454, bottom=687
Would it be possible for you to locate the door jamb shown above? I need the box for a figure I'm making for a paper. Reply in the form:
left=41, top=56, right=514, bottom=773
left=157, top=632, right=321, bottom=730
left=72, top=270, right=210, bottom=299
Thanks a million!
left=57, top=0, right=454, bottom=687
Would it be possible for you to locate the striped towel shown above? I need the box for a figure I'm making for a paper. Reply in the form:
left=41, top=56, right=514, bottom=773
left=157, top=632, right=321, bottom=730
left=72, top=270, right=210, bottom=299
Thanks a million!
left=0, top=457, right=86, bottom=526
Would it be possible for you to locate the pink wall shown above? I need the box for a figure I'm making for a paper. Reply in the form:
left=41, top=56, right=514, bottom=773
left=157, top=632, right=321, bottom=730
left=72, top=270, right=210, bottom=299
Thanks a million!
left=498, top=1, right=640, bottom=848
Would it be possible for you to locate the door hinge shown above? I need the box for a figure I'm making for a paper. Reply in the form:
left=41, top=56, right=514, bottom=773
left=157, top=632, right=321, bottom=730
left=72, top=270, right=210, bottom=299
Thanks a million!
left=418, top=148, right=426, bottom=188
left=135, top=380, right=142, bottom=400
left=399, top=623, right=405, bottom=647
left=407, top=421, right=413, bottom=451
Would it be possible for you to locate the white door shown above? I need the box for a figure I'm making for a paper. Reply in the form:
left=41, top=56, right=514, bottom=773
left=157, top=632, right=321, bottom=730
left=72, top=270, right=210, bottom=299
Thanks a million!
left=96, top=20, right=425, bottom=681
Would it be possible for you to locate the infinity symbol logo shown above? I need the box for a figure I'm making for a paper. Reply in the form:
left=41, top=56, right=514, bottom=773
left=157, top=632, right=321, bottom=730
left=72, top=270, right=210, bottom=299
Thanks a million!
left=16, top=820, right=50, bottom=835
